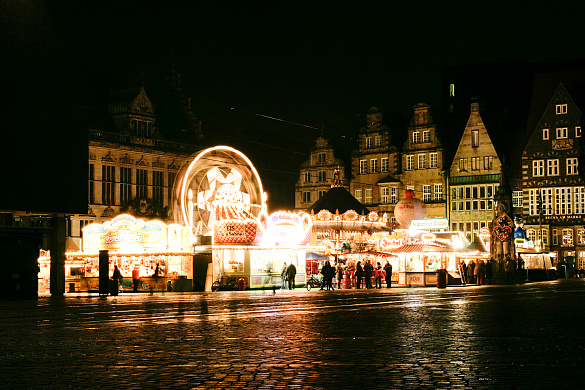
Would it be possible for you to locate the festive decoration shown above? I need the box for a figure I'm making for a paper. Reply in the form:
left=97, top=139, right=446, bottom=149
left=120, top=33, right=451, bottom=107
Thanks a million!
left=394, top=191, right=427, bottom=228
left=493, top=225, right=512, bottom=242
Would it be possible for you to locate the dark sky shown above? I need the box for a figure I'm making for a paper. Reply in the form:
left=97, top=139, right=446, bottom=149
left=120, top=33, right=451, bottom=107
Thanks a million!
left=37, top=1, right=585, bottom=137
left=2, top=0, right=585, bottom=212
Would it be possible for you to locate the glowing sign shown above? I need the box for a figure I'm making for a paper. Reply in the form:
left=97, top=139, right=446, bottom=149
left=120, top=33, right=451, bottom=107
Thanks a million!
left=82, top=214, right=191, bottom=251
left=410, top=218, right=449, bottom=230
left=261, top=211, right=312, bottom=246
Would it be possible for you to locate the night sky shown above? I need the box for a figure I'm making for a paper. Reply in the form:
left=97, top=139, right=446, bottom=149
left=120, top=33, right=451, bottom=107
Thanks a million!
left=2, top=0, right=585, bottom=212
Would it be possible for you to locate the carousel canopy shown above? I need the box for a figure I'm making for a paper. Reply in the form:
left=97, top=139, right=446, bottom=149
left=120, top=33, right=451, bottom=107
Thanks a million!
left=308, top=186, right=369, bottom=215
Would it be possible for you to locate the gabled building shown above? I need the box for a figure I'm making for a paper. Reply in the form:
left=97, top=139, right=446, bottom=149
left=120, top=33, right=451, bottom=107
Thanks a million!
left=401, top=103, right=447, bottom=220
left=295, top=136, right=347, bottom=211
left=350, top=107, right=401, bottom=220
left=521, top=80, right=585, bottom=268
left=449, top=102, right=502, bottom=242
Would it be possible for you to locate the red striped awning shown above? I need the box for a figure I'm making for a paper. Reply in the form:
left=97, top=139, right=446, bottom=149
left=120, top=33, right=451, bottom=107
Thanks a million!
left=389, top=243, right=453, bottom=253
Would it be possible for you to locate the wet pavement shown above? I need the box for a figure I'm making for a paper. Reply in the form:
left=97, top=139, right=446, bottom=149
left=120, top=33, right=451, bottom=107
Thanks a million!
left=1, top=280, right=584, bottom=389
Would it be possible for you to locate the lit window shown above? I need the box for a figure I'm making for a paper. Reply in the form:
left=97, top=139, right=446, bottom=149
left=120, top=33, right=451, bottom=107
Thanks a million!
left=562, top=228, right=573, bottom=246
left=360, top=160, right=367, bottom=174
left=355, top=189, right=362, bottom=202
left=366, top=137, right=372, bottom=148
left=434, top=184, right=443, bottom=201
left=567, top=158, right=578, bottom=175
left=471, top=157, right=480, bottom=170
left=449, top=83, right=455, bottom=97
left=381, top=158, right=389, bottom=172
left=472, top=130, right=479, bottom=147
left=364, top=189, right=373, bottom=205
left=543, top=128, right=549, bottom=140
left=430, top=153, right=438, bottom=168
left=512, top=191, right=523, bottom=207
left=547, top=159, right=559, bottom=176
left=423, top=131, right=431, bottom=143
left=458, top=158, right=467, bottom=172
left=418, top=154, right=426, bottom=169
left=423, top=185, right=431, bottom=202
left=380, top=187, right=389, bottom=204
left=484, top=156, right=493, bottom=170
left=533, top=160, right=544, bottom=177
left=390, top=187, right=397, bottom=204
left=413, top=132, right=420, bottom=143
left=375, top=136, right=382, bottom=147
left=370, top=159, right=378, bottom=173
left=556, top=104, right=567, bottom=114
left=556, top=127, right=568, bottom=139
left=406, top=155, right=414, bottom=170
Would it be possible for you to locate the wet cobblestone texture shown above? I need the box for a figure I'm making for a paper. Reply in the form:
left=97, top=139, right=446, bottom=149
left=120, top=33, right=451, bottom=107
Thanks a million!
left=1, top=280, right=584, bottom=389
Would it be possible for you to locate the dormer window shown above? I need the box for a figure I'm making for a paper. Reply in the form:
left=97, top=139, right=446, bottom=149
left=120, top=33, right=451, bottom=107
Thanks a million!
left=413, top=132, right=420, bottom=143
left=132, top=119, right=153, bottom=137
left=423, top=131, right=431, bottom=143
left=375, top=136, right=382, bottom=147
left=366, top=137, right=372, bottom=149
left=556, top=104, right=567, bottom=114
left=318, top=153, right=326, bottom=163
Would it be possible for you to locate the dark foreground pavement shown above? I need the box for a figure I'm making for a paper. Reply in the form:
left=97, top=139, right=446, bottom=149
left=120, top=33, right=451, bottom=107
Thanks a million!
left=1, top=280, right=584, bottom=389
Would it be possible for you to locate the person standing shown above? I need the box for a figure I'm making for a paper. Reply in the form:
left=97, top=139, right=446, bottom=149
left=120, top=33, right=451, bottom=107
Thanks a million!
left=467, top=260, right=476, bottom=284
left=460, top=261, right=468, bottom=285
left=486, top=259, right=493, bottom=284
left=281, top=261, right=288, bottom=290
left=336, top=262, right=344, bottom=289
left=286, top=262, right=297, bottom=290
left=356, top=261, right=364, bottom=289
left=364, top=260, right=373, bottom=289
left=475, top=260, right=485, bottom=285
left=375, top=262, right=383, bottom=288
left=384, top=261, right=393, bottom=288
left=112, top=265, right=123, bottom=293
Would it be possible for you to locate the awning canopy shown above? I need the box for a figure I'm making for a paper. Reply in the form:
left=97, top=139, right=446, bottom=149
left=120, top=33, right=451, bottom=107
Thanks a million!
left=389, top=243, right=454, bottom=253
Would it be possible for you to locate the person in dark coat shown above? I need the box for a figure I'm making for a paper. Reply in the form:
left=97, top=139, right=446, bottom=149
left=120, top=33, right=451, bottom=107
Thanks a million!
left=321, top=261, right=334, bottom=291
left=460, top=261, right=468, bottom=284
left=286, top=262, right=297, bottom=290
left=364, top=260, right=373, bottom=289
left=485, top=259, right=493, bottom=284
left=356, top=261, right=364, bottom=289
left=467, top=260, right=476, bottom=284
left=112, top=265, right=123, bottom=292
left=336, top=262, right=344, bottom=289
left=384, top=261, right=393, bottom=288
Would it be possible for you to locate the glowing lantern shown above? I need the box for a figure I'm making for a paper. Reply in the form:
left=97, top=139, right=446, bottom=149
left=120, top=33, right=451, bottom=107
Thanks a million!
left=394, top=190, right=427, bottom=228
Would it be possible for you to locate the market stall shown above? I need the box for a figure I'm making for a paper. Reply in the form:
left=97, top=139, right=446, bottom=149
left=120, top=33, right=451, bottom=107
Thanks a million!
left=65, top=214, right=194, bottom=292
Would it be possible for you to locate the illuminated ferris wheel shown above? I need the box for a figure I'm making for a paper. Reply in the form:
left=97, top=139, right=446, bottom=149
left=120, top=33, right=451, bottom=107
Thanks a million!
left=174, top=146, right=266, bottom=237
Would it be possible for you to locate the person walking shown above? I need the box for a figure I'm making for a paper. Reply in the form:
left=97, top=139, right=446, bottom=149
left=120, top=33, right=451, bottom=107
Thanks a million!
left=286, top=262, right=297, bottom=290
left=112, top=265, right=123, bottom=293
left=356, top=261, right=364, bottom=289
left=281, top=261, right=288, bottom=289
left=384, top=261, right=393, bottom=288
left=364, top=260, right=373, bottom=289
left=375, top=262, right=383, bottom=288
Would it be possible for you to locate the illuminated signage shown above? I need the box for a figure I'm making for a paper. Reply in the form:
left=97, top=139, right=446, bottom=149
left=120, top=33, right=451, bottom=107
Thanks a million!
left=82, top=214, right=192, bottom=251
left=410, top=218, right=449, bottom=230
left=261, top=211, right=312, bottom=246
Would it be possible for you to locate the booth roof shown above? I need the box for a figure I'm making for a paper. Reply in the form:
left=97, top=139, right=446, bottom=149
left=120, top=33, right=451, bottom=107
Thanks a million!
left=390, top=243, right=454, bottom=253
left=308, top=186, right=369, bottom=215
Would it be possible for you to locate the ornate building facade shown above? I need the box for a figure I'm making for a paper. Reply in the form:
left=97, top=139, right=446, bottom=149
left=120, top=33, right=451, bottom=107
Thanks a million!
left=295, top=137, right=347, bottom=211
left=350, top=107, right=401, bottom=219
left=521, top=82, right=585, bottom=268
left=67, top=76, right=202, bottom=252
left=401, top=103, right=447, bottom=220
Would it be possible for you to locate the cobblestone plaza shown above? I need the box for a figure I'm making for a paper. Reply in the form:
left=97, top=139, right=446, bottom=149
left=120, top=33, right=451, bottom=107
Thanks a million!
left=1, top=280, right=584, bottom=389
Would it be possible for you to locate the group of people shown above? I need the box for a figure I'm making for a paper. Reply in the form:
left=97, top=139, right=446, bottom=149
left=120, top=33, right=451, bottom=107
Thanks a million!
left=280, top=261, right=297, bottom=290
left=460, top=259, right=493, bottom=285
left=352, top=259, right=393, bottom=289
